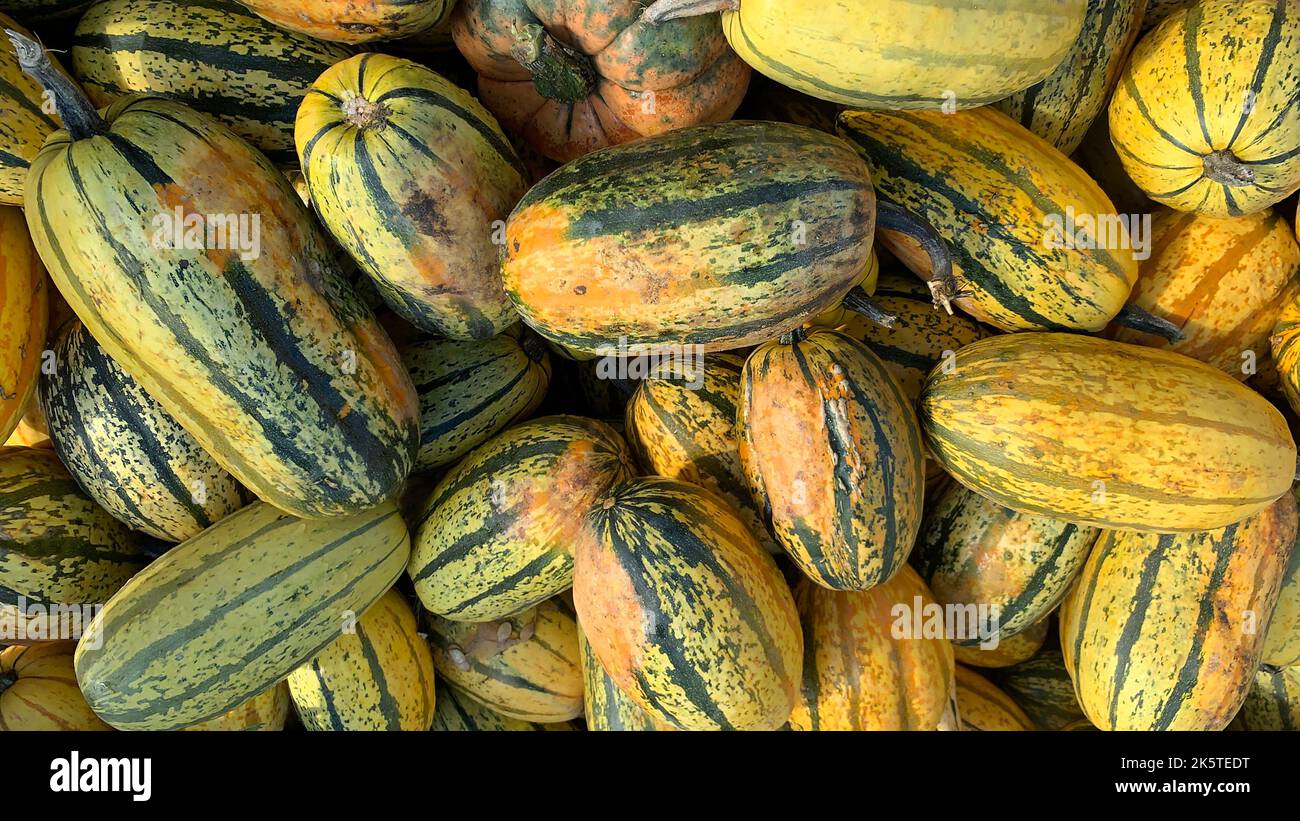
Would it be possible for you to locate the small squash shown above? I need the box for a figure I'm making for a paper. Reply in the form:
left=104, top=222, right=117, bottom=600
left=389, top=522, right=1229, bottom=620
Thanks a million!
left=0, top=643, right=110, bottom=730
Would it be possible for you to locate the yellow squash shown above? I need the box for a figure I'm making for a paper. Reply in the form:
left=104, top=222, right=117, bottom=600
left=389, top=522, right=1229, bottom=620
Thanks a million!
left=0, top=12, right=65, bottom=204
left=954, top=665, right=1035, bottom=730
left=950, top=619, right=1050, bottom=670
left=1262, top=485, right=1300, bottom=667
left=0, top=643, right=110, bottom=730
left=0, top=206, right=47, bottom=443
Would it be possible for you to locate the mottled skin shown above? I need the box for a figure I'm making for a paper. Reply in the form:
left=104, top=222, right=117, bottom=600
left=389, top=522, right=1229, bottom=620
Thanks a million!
left=183, top=682, right=290, bottom=731
left=0, top=643, right=110, bottom=730
left=1110, top=0, right=1300, bottom=217
left=0, top=206, right=46, bottom=441
left=240, top=0, right=453, bottom=43
left=995, top=645, right=1087, bottom=730
left=0, top=13, right=64, bottom=204
left=954, top=665, right=1035, bottom=730
left=579, top=624, right=670, bottom=731
left=1261, top=485, right=1300, bottom=666
left=1236, top=666, right=1300, bottom=730
left=951, top=619, right=1049, bottom=669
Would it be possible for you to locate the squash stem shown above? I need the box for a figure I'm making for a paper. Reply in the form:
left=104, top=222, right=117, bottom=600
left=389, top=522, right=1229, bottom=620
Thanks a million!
left=779, top=327, right=807, bottom=346
left=1113, top=303, right=1185, bottom=343
left=5, top=28, right=106, bottom=140
left=842, top=286, right=897, bottom=328
left=1202, top=150, right=1255, bottom=187
left=510, top=24, right=593, bottom=104
left=642, top=0, right=740, bottom=23
left=341, top=92, right=391, bottom=130
left=519, top=330, right=548, bottom=363
left=875, top=201, right=961, bottom=315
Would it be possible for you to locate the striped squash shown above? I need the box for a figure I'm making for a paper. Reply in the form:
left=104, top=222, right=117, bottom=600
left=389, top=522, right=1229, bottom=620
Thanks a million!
left=838, top=107, right=1140, bottom=333
left=574, top=477, right=802, bottom=731
left=297, top=52, right=527, bottom=339
left=1115, top=208, right=1300, bottom=376
left=71, top=0, right=352, bottom=163
left=996, top=646, right=1087, bottom=730
left=645, top=0, right=1085, bottom=110
left=920, top=333, right=1297, bottom=532
left=739, top=329, right=924, bottom=591
left=914, top=482, right=1100, bottom=643
left=0, top=447, right=143, bottom=642
left=426, top=596, right=582, bottom=723
left=40, top=320, right=249, bottom=543
left=951, top=618, right=1049, bottom=669
left=20, top=67, right=419, bottom=518
left=1267, top=286, right=1300, bottom=416
left=0, top=13, right=64, bottom=205
left=993, top=0, right=1147, bottom=155
left=954, top=665, right=1036, bottom=731
left=1262, top=486, right=1300, bottom=666
left=0, top=205, right=47, bottom=442
left=1059, top=494, right=1298, bottom=731
left=579, top=624, right=667, bottom=732
left=239, top=0, right=454, bottom=43
left=807, top=249, right=879, bottom=330
left=503, top=121, right=876, bottom=355
left=402, top=327, right=551, bottom=474
left=624, top=353, right=778, bottom=555
left=430, top=682, right=576, bottom=731
left=287, top=588, right=437, bottom=731
left=410, top=416, right=634, bottom=622
left=788, top=566, right=955, bottom=731
left=74, top=500, right=410, bottom=731
left=1109, top=0, right=1300, bottom=217
left=183, top=682, right=290, bottom=731
left=1236, top=666, right=1299, bottom=731
left=0, top=643, right=110, bottom=730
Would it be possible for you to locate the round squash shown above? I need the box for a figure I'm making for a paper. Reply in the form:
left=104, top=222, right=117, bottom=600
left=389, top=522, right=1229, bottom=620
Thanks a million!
left=40, top=320, right=249, bottom=542
left=954, top=665, right=1035, bottom=730
left=0, top=205, right=46, bottom=443
left=452, top=0, right=750, bottom=162
left=1059, top=493, right=1298, bottom=730
left=1235, top=666, right=1299, bottom=730
left=574, top=476, right=802, bottom=731
left=0, top=643, right=110, bottom=730
left=1109, top=0, right=1300, bottom=217
left=183, top=682, right=290, bottom=731
left=920, top=333, right=1296, bottom=532
left=950, top=618, right=1050, bottom=669
left=579, top=623, right=668, bottom=731
left=297, top=52, right=527, bottom=339
left=0, top=13, right=67, bottom=205
left=788, top=566, right=954, bottom=731
left=431, top=682, right=576, bottom=731
left=503, top=120, right=876, bottom=355
left=995, top=645, right=1087, bottom=730
left=239, top=0, right=453, bottom=43
left=739, top=328, right=925, bottom=591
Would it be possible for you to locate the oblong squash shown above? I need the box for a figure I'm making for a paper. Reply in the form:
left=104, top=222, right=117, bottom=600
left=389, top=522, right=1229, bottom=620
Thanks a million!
left=1059, top=494, right=1298, bottom=731
left=503, top=121, right=876, bottom=355
left=430, top=682, right=575, bottom=731
left=1236, top=666, right=1299, bottom=731
left=0, top=205, right=46, bottom=442
left=426, top=596, right=582, bottom=723
left=739, top=329, right=924, bottom=590
left=410, top=416, right=635, bottom=622
left=1109, top=0, right=1300, bottom=217
left=240, top=0, right=453, bottom=43
left=950, top=619, right=1049, bottom=669
left=297, top=53, right=527, bottom=339
left=183, top=682, right=290, bottom=731
left=624, top=353, right=778, bottom=555
left=579, top=624, right=667, bottom=732
left=0, top=13, right=65, bottom=205
left=74, top=500, right=411, bottom=731
left=287, top=588, right=436, bottom=731
left=920, top=333, right=1296, bottom=531
left=0, top=642, right=109, bottom=730
left=914, top=482, right=1099, bottom=642
left=40, top=320, right=249, bottom=542
left=789, top=566, right=954, bottom=731
left=838, top=107, right=1139, bottom=333
left=954, top=665, right=1035, bottom=731
left=574, top=477, right=802, bottom=731
left=995, top=645, right=1087, bottom=730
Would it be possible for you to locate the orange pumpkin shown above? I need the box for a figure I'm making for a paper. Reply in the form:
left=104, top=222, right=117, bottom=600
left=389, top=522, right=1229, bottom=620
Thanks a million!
left=451, top=0, right=750, bottom=161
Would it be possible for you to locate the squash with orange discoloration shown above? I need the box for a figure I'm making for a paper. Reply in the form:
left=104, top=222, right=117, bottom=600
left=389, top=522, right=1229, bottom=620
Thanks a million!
left=0, top=206, right=46, bottom=444
left=239, top=0, right=453, bottom=43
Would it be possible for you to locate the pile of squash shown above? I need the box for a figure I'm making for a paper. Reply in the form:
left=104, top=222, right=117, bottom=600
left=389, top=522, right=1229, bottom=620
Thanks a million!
left=0, top=0, right=1297, bottom=732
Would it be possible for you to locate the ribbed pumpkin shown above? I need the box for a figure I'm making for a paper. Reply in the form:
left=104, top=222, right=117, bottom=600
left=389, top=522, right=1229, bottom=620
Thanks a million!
left=297, top=52, right=527, bottom=339
left=0, top=13, right=65, bottom=205
left=788, top=566, right=954, bottom=731
left=0, top=447, right=143, bottom=642
left=954, top=665, right=1035, bottom=731
left=838, top=107, right=1139, bottom=333
left=16, top=36, right=419, bottom=519
left=574, top=477, right=802, bottom=731
left=624, top=353, right=777, bottom=555
left=0, top=205, right=46, bottom=443
left=995, top=645, right=1087, bottom=730
left=1236, top=666, right=1299, bottom=731
left=451, top=0, right=749, bottom=162
left=402, top=328, right=551, bottom=473
left=921, top=333, right=1296, bottom=532
left=71, top=0, right=353, bottom=163
left=288, top=588, right=437, bottom=731
left=993, top=0, right=1147, bottom=155
left=40, top=320, right=249, bottom=542
left=183, top=682, right=290, bottom=731
left=1059, top=494, right=1298, bottom=731
left=1109, top=0, right=1300, bottom=217
left=1114, top=208, right=1300, bottom=376
left=431, top=682, right=576, bottom=731
left=410, top=416, right=635, bottom=622
left=239, top=0, right=453, bottom=43
left=0, top=643, right=110, bottom=730
left=950, top=618, right=1049, bottom=669
left=1262, top=487, right=1300, bottom=666
left=739, top=328, right=924, bottom=591
left=579, top=624, right=668, bottom=731
left=426, top=597, right=582, bottom=723
left=642, top=0, right=1085, bottom=110
left=75, top=500, right=411, bottom=730
left=503, top=121, right=876, bottom=355
left=914, top=482, right=1099, bottom=643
